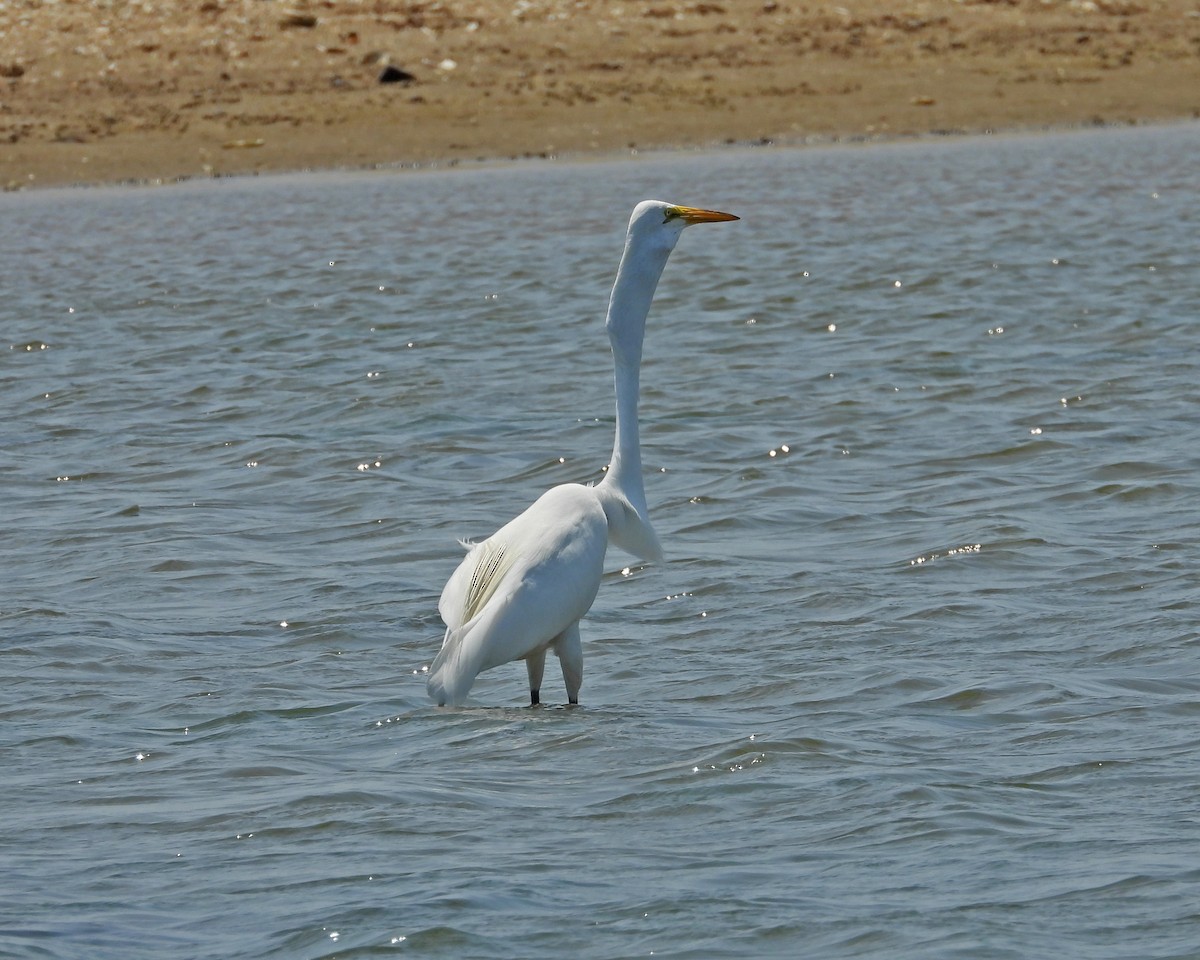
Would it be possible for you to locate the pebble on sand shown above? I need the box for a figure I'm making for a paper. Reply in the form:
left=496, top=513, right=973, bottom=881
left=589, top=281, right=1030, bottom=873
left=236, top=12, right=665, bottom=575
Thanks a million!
left=379, top=66, right=417, bottom=85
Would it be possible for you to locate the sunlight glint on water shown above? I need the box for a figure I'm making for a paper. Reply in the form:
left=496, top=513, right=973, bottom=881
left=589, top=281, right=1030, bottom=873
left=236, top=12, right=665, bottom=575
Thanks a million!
left=2, top=124, right=1199, bottom=960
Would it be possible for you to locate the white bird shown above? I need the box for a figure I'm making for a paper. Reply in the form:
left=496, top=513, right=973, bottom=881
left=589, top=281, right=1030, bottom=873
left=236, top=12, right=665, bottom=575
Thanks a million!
left=426, top=200, right=739, bottom=707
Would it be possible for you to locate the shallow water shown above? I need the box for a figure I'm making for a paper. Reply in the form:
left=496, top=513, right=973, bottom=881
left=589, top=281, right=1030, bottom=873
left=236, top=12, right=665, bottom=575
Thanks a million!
left=3, top=124, right=1199, bottom=959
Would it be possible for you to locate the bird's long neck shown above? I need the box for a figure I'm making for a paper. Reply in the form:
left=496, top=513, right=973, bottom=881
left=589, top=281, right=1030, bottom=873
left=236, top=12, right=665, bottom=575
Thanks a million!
left=601, top=237, right=671, bottom=501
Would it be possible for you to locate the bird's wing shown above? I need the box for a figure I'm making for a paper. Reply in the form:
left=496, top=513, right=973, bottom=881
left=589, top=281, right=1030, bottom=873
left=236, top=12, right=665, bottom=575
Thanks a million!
left=438, top=536, right=516, bottom=633
left=428, top=484, right=609, bottom=705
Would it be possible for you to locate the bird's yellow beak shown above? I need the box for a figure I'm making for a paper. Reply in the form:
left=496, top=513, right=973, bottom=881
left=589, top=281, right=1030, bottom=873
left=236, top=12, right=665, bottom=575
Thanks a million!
left=667, top=205, right=740, bottom=225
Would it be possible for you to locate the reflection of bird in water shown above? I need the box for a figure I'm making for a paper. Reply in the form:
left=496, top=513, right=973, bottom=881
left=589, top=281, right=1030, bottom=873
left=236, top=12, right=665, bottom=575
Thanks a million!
left=427, top=200, right=739, bottom=707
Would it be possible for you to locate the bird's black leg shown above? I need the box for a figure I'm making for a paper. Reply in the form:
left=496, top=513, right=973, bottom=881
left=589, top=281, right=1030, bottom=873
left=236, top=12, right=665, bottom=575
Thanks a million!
left=526, top=649, right=546, bottom=708
left=556, top=624, right=583, bottom=707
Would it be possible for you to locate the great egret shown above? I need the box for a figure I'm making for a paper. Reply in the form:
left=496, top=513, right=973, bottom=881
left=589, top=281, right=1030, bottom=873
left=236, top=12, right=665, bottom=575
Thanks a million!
left=426, top=200, right=739, bottom=707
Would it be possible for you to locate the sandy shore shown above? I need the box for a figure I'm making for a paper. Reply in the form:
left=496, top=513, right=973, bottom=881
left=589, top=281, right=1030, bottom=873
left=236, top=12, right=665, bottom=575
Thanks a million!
left=2, top=0, right=1198, bottom=189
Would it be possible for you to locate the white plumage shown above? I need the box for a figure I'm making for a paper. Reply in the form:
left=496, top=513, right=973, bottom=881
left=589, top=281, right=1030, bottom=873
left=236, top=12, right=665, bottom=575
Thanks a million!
left=427, top=200, right=739, bottom=707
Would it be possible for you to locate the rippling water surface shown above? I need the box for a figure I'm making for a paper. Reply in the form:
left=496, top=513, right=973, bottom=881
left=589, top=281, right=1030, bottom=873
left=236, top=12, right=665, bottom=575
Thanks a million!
left=4, top=124, right=1199, bottom=959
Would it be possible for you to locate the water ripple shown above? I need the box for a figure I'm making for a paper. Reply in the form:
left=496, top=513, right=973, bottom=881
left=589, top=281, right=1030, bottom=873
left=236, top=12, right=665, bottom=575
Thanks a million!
left=3, top=125, right=1200, bottom=959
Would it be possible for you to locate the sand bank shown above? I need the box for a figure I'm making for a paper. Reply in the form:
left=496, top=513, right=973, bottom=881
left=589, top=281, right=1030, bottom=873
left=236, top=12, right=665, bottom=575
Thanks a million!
left=2, top=0, right=1198, bottom=189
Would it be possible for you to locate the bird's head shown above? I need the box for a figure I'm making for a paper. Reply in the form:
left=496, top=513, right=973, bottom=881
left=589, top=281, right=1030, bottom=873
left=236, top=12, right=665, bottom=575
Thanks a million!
left=625, top=199, right=739, bottom=255
left=606, top=199, right=739, bottom=366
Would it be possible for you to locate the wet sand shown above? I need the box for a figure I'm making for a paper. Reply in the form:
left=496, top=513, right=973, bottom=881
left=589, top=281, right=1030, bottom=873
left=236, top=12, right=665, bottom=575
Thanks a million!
left=2, top=0, right=1198, bottom=190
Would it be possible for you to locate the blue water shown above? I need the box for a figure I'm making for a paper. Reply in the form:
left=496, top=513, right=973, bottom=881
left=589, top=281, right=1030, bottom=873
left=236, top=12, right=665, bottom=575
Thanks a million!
left=3, top=123, right=1199, bottom=959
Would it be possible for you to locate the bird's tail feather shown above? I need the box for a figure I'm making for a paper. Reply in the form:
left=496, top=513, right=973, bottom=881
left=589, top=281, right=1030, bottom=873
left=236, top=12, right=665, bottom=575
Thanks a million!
left=425, top=623, right=478, bottom=706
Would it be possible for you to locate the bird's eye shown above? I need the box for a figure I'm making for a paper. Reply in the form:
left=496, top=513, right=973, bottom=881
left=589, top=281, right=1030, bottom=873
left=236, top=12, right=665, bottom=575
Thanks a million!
left=662, top=207, right=682, bottom=224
